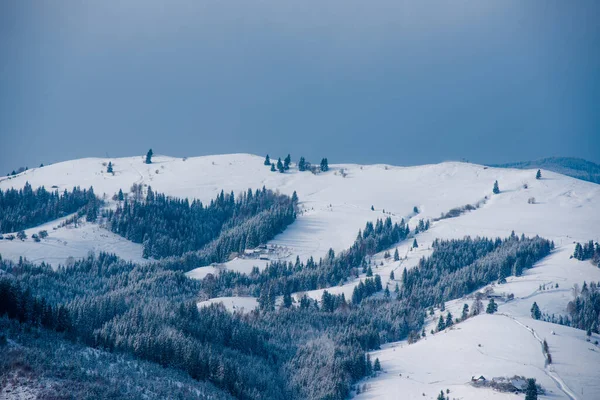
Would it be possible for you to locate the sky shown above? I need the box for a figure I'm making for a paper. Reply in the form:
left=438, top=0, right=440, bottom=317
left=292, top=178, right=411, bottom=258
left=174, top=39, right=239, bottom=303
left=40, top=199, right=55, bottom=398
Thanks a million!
left=1, top=0, right=599, bottom=173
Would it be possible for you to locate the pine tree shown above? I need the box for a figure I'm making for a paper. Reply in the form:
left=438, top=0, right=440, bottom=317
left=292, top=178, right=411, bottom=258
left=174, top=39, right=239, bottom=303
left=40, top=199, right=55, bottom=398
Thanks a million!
left=145, top=149, right=153, bottom=164
left=462, top=303, right=469, bottom=320
left=471, top=298, right=483, bottom=316
left=437, top=391, right=445, bottom=400
left=531, top=302, right=541, bottom=320
left=320, top=158, right=329, bottom=172
left=525, top=378, right=538, bottom=400
left=366, top=266, right=373, bottom=277
left=573, top=243, right=583, bottom=260
left=486, top=299, right=498, bottom=314
left=437, top=315, right=446, bottom=331
left=389, top=270, right=395, bottom=280
left=264, top=154, right=271, bottom=166
left=284, top=154, right=291, bottom=170
left=283, top=291, right=293, bottom=308
left=298, top=157, right=306, bottom=171
left=365, top=354, right=373, bottom=376
left=373, top=358, right=381, bottom=372
left=513, top=257, right=524, bottom=276
left=394, top=248, right=399, bottom=261
left=299, top=294, right=310, bottom=309
left=107, top=162, right=113, bottom=174
left=497, top=267, right=507, bottom=284
left=270, top=163, right=276, bottom=172
left=277, top=158, right=284, bottom=173
left=374, top=274, right=382, bottom=291
left=56, top=305, right=71, bottom=332
left=536, top=169, right=542, bottom=180
left=445, top=312, right=453, bottom=327
left=118, top=189, right=124, bottom=201
left=493, top=180, right=500, bottom=194
left=412, top=238, right=418, bottom=248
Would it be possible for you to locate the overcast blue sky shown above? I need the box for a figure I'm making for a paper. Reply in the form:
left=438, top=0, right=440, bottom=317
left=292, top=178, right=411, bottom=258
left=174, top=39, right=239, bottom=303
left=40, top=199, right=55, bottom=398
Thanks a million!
left=1, top=0, right=599, bottom=173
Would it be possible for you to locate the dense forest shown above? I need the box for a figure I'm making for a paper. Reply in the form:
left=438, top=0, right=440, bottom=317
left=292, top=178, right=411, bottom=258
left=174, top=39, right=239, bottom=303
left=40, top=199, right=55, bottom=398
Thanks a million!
left=567, top=281, right=600, bottom=336
left=0, top=255, right=287, bottom=399
left=0, top=317, right=232, bottom=399
left=542, top=281, right=600, bottom=337
left=0, top=183, right=100, bottom=233
left=105, top=187, right=297, bottom=259
left=401, top=233, right=554, bottom=307
left=573, top=240, right=600, bottom=265
left=0, top=230, right=553, bottom=399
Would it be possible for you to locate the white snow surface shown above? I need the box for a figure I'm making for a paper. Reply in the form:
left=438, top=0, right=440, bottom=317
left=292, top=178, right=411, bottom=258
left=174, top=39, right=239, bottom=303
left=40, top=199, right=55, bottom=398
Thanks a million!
left=0, top=215, right=146, bottom=268
left=1, top=153, right=599, bottom=399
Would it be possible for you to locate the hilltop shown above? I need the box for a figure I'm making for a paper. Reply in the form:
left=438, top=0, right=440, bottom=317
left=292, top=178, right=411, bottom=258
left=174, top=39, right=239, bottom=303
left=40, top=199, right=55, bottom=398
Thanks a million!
left=492, top=157, right=600, bottom=185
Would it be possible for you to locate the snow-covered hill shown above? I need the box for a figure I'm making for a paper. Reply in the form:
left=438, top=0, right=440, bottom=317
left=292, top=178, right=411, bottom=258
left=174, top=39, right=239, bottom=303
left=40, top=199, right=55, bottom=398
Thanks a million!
left=1, top=154, right=598, bottom=267
left=354, top=244, right=600, bottom=400
left=1, top=153, right=599, bottom=399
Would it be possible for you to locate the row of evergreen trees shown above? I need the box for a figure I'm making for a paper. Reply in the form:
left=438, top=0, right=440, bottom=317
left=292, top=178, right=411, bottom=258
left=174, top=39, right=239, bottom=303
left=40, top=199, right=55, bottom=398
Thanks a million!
left=573, top=240, right=599, bottom=264
left=0, top=183, right=101, bottom=233
left=0, top=277, right=71, bottom=333
left=567, top=281, right=600, bottom=335
left=206, top=216, right=414, bottom=300
left=105, top=187, right=297, bottom=259
left=263, top=154, right=329, bottom=173
left=400, top=233, right=553, bottom=308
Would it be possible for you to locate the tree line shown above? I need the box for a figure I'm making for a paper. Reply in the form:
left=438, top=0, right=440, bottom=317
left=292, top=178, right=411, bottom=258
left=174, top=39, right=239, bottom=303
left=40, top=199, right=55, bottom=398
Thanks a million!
left=400, top=233, right=553, bottom=308
left=573, top=240, right=600, bottom=265
left=567, top=281, right=600, bottom=336
left=105, top=187, right=297, bottom=259
left=264, top=154, right=329, bottom=173
left=0, top=276, right=71, bottom=333
left=0, top=183, right=101, bottom=233
left=205, top=216, right=415, bottom=300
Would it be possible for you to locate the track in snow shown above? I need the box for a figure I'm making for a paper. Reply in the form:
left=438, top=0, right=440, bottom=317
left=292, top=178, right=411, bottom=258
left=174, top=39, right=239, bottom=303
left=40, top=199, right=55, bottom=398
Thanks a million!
left=499, top=313, right=578, bottom=400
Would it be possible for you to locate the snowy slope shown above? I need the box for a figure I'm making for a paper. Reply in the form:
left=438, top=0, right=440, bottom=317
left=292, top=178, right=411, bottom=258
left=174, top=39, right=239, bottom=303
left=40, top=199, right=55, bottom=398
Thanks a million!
left=355, top=244, right=600, bottom=400
left=2, top=154, right=598, bottom=267
left=356, top=313, right=599, bottom=400
left=0, top=214, right=146, bottom=267
left=1, top=153, right=599, bottom=399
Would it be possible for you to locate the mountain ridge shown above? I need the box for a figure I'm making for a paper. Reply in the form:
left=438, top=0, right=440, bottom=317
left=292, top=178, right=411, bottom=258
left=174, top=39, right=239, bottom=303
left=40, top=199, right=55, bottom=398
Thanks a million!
left=490, top=156, right=600, bottom=185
